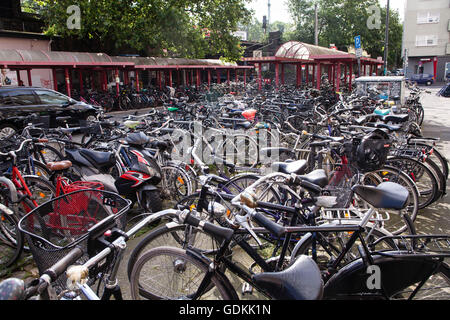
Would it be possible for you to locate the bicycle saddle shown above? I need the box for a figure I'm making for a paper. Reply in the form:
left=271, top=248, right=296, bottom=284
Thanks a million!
left=271, top=159, right=307, bottom=175
left=78, top=149, right=115, bottom=169
left=46, top=160, right=72, bottom=172
left=352, top=182, right=409, bottom=210
left=252, top=255, right=323, bottom=300
left=297, top=169, right=329, bottom=188
left=0, top=278, right=25, bottom=300
left=382, top=114, right=409, bottom=123
left=366, top=122, right=402, bottom=132
left=234, top=121, right=252, bottom=130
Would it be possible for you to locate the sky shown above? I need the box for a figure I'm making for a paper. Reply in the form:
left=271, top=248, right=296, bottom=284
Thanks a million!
left=246, top=0, right=407, bottom=24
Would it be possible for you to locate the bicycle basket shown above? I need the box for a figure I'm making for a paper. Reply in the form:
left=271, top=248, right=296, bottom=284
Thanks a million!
left=319, top=186, right=353, bottom=209
left=64, top=181, right=104, bottom=194
left=18, top=189, right=130, bottom=290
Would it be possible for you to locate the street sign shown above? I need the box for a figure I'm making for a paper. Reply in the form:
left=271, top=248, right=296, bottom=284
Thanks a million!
left=253, top=50, right=262, bottom=58
left=354, top=35, right=361, bottom=49
left=355, top=48, right=362, bottom=58
left=355, top=36, right=362, bottom=77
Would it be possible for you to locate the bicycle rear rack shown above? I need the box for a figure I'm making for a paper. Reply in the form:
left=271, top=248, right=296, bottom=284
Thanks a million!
left=318, top=207, right=390, bottom=224
left=372, top=235, right=450, bottom=257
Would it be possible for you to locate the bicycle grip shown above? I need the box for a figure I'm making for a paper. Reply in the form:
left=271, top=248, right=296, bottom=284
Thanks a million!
left=251, top=212, right=285, bottom=238
left=43, top=247, right=84, bottom=282
left=184, top=213, right=234, bottom=242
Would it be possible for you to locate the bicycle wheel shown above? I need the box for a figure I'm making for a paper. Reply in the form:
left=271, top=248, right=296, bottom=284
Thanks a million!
left=23, top=175, right=56, bottom=207
left=34, top=145, right=64, bottom=165
left=19, top=159, right=52, bottom=180
left=290, top=226, right=397, bottom=272
left=221, top=173, right=282, bottom=204
left=129, top=246, right=234, bottom=300
left=411, top=142, right=449, bottom=181
left=361, top=165, right=420, bottom=235
left=126, top=223, right=222, bottom=282
left=0, top=207, right=23, bottom=269
left=386, top=157, right=439, bottom=209
left=160, top=165, right=193, bottom=206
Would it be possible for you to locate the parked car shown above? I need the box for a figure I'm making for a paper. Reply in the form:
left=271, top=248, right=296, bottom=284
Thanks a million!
left=407, top=73, right=434, bottom=86
left=0, top=86, right=102, bottom=138
left=390, top=69, right=404, bottom=76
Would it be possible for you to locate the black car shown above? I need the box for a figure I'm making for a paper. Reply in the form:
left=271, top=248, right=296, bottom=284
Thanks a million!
left=0, top=86, right=102, bottom=138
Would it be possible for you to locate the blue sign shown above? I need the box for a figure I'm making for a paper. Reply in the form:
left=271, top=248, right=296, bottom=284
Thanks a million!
left=354, top=35, right=361, bottom=49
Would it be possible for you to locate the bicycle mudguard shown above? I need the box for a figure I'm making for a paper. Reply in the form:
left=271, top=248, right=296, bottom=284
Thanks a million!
left=323, top=253, right=446, bottom=299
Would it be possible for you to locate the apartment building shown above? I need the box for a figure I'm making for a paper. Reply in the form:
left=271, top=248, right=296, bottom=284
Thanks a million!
left=402, top=0, right=450, bottom=82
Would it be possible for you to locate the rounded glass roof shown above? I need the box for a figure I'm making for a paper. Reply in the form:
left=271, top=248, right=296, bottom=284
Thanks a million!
left=275, top=41, right=350, bottom=60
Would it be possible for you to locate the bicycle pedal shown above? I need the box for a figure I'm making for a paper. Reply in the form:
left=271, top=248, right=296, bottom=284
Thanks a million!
left=241, top=282, right=253, bottom=296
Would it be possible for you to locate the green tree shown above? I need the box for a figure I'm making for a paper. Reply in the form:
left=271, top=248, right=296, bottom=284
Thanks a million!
left=287, top=0, right=403, bottom=68
left=31, top=0, right=251, bottom=62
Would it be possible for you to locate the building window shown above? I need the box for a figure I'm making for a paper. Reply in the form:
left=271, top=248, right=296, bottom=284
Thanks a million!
left=417, top=12, right=440, bottom=24
left=416, top=35, right=438, bottom=46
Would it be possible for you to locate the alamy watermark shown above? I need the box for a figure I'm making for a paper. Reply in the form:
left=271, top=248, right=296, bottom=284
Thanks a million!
left=67, top=5, right=81, bottom=30
left=366, top=5, right=381, bottom=30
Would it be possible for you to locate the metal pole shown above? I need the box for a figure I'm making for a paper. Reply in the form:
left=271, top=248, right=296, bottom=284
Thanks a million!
left=383, top=0, right=390, bottom=75
left=314, top=2, right=319, bottom=46
left=27, top=69, right=32, bottom=86
left=64, top=68, right=71, bottom=97
left=135, top=69, right=140, bottom=93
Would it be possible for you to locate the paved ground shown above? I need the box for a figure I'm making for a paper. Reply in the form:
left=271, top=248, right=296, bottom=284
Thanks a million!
left=413, top=84, right=450, bottom=235
left=2, top=84, right=450, bottom=300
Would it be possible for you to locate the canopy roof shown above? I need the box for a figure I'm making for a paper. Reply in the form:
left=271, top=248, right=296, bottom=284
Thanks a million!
left=0, top=49, right=133, bottom=68
left=0, top=49, right=252, bottom=70
left=243, top=41, right=383, bottom=64
left=276, top=41, right=349, bottom=60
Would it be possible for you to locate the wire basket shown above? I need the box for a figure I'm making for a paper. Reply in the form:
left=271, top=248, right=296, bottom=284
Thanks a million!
left=390, top=147, right=423, bottom=159
left=64, top=181, right=104, bottom=194
left=18, top=189, right=131, bottom=291
left=319, top=186, right=353, bottom=209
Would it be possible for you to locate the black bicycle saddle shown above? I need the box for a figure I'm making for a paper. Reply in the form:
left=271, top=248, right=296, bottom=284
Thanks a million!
left=252, top=255, right=324, bottom=300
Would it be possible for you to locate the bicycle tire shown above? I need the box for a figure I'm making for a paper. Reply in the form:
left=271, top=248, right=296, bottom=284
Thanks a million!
left=160, top=165, right=194, bottom=206
left=0, top=208, right=23, bottom=269
left=290, top=226, right=397, bottom=272
left=34, top=144, right=64, bottom=165
left=126, top=223, right=223, bottom=281
left=386, top=157, right=439, bottom=209
left=22, top=175, right=56, bottom=208
left=129, top=246, right=234, bottom=300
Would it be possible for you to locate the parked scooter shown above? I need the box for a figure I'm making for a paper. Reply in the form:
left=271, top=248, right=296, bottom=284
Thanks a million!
left=64, top=131, right=163, bottom=213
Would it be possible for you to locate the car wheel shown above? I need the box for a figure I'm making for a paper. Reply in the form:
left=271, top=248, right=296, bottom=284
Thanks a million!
left=0, top=124, right=17, bottom=139
left=426, top=81, right=432, bottom=86
left=85, top=113, right=97, bottom=122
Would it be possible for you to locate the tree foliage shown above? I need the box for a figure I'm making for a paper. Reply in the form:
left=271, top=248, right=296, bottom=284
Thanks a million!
left=31, top=0, right=252, bottom=62
left=287, top=0, right=403, bottom=68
